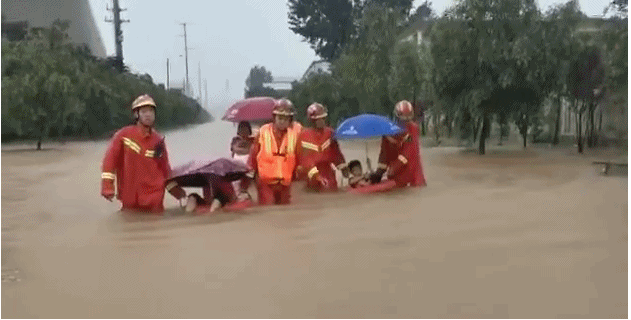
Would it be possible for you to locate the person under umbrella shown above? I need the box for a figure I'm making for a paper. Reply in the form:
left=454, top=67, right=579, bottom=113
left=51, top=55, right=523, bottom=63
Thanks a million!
left=240, top=99, right=302, bottom=205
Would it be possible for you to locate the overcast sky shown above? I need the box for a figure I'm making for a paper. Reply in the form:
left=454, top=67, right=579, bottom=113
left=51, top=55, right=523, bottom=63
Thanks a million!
left=87, top=0, right=612, bottom=113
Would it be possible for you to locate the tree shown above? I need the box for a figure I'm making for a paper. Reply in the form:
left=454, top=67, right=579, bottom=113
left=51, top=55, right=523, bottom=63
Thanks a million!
left=567, top=46, right=606, bottom=153
left=334, top=3, right=405, bottom=114
left=410, top=0, right=436, bottom=21
left=288, top=72, right=341, bottom=123
left=245, top=65, right=273, bottom=91
left=1, top=21, right=212, bottom=147
left=604, top=0, right=628, bottom=18
left=388, top=41, right=421, bottom=104
left=540, top=0, right=583, bottom=145
left=288, top=0, right=413, bottom=60
left=431, top=0, right=552, bottom=154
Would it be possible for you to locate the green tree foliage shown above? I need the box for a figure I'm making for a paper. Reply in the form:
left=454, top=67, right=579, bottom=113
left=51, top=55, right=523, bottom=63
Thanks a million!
left=287, top=0, right=413, bottom=61
left=334, top=3, right=405, bottom=115
left=244, top=65, right=280, bottom=98
left=431, top=0, right=552, bottom=154
left=541, top=0, right=583, bottom=145
left=288, top=73, right=341, bottom=124
left=1, top=20, right=212, bottom=148
left=567, top=46, right=606, bottom=152
left=245, top=65, right=273, bottom=90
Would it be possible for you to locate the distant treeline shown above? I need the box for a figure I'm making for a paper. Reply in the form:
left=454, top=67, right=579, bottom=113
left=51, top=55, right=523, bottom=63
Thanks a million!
left=1, top=19, right=213, bottom=147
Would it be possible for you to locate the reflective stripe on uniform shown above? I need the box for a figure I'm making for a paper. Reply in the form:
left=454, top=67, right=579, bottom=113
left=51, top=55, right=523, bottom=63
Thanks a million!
left=307, top=167, right=319, bottom=179
left=398, top=154, right=408, bottom=164
left=101, top=172, right=116, bottom=180
left=263, top=131, right=273, bottom=156
left=321, top=139, right=331, bottom=150
left=301, top=141, right=319, bottom=151
left=287, top=131, right=297, bottom=153
left=145, top=149, right=156, bottom=158
left=166, top=181, right=178, bottom=191
left=122, top=137, right=141, bottom=154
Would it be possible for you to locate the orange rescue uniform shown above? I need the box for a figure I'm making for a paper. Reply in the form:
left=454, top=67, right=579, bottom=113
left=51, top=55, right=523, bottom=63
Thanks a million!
left=377, top=121, right=427, bottom=188
left=298, top=127, right=346, bottom=191
left=101, top=125, right=179, bottom=213
left=246, top=123, right=300, bottom=205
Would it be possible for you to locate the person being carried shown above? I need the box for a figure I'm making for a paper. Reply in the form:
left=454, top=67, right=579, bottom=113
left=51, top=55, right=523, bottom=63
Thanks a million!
left=100, top=94, right=187, bottom=213
left=240, top=98, right=302, bottom=205
left=298, top=103, right=349, bottom=191
left=347, top=160, right=371, bottom=188
left=370, top=100, right=427, bottom=188
left=184, top=175, right=238, bottom=213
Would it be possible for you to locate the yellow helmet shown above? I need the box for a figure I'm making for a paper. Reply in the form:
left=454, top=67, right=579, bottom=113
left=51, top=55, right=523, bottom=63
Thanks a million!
left=131, top=94, right=156, bottom=112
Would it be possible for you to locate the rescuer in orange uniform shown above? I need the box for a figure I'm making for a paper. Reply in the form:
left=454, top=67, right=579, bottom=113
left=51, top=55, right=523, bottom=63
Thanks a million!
left=242, top=98, right=301, bottom=205
left=298, top=103, right=349, bottom=191
left=370, top=100, right=427, bottom=188
left=100, top=94, right=187, bottom=213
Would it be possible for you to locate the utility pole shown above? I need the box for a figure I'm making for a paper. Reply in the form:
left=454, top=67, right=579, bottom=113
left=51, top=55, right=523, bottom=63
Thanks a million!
left=179, top=23, right=190, bottom=96
left=204, top=79, right=208, bottom=109
left=166, top=58, right=170, bottom=90
left=105, top=0, right=129, bottom=72
left=198, top=62, right=202, bottom=102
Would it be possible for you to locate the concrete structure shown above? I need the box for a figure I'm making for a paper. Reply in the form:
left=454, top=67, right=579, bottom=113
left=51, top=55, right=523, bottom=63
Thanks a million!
left=1, top=0, right=106, bottom=57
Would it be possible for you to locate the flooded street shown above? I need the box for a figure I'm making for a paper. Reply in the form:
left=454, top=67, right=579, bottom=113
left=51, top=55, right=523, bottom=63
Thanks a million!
left=2, top=121, right=628, bottom=318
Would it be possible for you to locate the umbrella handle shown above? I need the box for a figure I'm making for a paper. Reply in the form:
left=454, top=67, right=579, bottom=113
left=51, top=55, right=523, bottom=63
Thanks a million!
left=366, top=142, right=373, bottom=173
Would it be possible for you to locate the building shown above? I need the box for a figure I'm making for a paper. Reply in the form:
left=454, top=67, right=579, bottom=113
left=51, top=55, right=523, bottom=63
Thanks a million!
left=262, top=76, right=298, bottom=97
left=300, top=60, right=332, bottom=81
left=1, top=0, right=106, bottom=58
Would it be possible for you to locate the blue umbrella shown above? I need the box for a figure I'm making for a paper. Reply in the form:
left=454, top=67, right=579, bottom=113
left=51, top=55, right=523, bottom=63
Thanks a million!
left=335, top=114, right=405, bottom=174
left=335, top=114, right=404, bottom=139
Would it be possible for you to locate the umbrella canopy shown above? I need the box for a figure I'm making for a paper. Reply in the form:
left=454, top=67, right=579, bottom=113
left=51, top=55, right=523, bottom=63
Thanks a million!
left=168, top=158, right=250, bottom=187
left=335, top=114, right=404, bottom=140
left=222, top=97, right=276, bottom=123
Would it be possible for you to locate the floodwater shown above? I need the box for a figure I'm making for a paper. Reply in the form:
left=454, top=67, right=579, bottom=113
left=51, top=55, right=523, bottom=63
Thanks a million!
left=1, top=121, right=628, bottom=318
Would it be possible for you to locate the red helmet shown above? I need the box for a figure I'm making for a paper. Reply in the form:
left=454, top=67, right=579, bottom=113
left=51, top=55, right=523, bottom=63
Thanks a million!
left=307, top=103, right=328, bottom=120
left=394, top=100, right=414, bottom=120
left=273, top=98, right=295, bottom=116
left=131, top=94, right=156, bottom=112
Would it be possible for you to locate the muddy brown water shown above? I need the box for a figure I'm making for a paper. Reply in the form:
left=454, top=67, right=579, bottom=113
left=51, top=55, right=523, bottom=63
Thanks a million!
left=2, top=121, right=628, bottom=318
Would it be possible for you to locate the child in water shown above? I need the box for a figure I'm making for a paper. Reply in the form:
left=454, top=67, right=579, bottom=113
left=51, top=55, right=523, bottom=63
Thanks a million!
left=348, top=160, right=371, bottom=188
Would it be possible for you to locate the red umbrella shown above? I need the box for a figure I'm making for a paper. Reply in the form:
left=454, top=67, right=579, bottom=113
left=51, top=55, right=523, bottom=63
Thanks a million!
left=222, top=97, right=276, bottom=122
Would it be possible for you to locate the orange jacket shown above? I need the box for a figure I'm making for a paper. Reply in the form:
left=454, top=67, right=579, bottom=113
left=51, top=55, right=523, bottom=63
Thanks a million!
left=252, top=123, right=299, bottom=186
left=101, top=125, right=181, bottom=212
